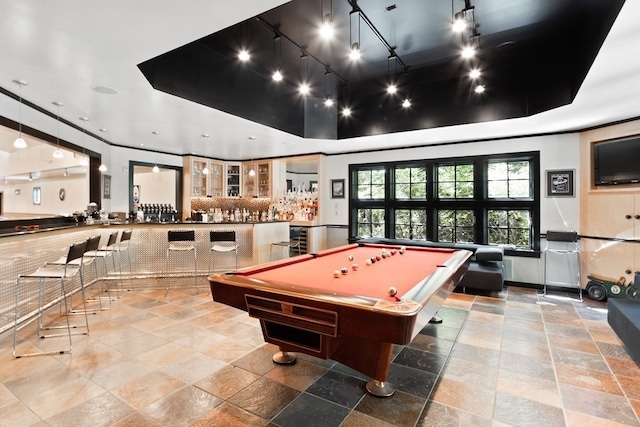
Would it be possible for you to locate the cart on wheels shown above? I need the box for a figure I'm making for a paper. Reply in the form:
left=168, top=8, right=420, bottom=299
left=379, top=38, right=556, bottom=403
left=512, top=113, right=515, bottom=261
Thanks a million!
left=586, top=274, right=640, bottom=301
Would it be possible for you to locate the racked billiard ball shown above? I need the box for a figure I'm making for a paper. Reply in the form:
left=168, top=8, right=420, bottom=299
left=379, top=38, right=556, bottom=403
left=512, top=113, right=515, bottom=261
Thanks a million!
left=390, top=250, right=397, bottom=255
left=341, top=267, right=348, bottom=275
left=371, top=257, right=376, bottom=264
left=376, top=255, right=381, bottom=261
left=381, top=252, right=387, bottom=259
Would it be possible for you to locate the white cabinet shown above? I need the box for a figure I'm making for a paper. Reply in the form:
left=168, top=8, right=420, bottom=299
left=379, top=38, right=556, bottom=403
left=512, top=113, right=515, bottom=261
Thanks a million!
left=208, top=161, right=224, bottom=197
left=582, top=192, right=640, bottom=284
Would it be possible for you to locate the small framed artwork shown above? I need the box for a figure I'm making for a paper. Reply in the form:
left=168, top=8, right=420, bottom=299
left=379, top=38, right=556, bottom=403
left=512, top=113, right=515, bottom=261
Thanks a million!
left=32, top=187, right=41, bottom=205
left=103, top=174, right=111, bottom=199
left=546, top=169, right=575, bottom=197
left=331, top=179, right=345, bottom=198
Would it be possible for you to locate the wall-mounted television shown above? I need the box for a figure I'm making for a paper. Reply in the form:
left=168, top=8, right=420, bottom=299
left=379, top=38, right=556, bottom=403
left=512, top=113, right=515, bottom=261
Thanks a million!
left=594, top=135, right=640, bottom=186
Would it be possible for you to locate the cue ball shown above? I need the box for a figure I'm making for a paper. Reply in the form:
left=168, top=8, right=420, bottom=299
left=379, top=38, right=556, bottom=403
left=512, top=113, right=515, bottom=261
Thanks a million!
left=341, top=267, right=348, bottom=275
left=348, top=255, right=354, bottom=261
left=388, top=287, right=398, bottom=297
left=352, top=263, right=359, bottom=271
left=366, top=259, right=372, bottom=265
left=400, top=246, right=406, bottom=251
left=334, top=270, right=341, bottom=278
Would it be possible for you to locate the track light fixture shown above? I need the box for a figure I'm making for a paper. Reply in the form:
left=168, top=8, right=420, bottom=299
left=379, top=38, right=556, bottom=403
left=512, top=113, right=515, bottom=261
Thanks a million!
left=452, top=11, right=467, bottom=32
left=238, top=49, right=250, bottom=62
left=13, top=80, right=28, bottom=149
left=272, top=35, right=283, bottom=82
left=474, top=84, right=485, bottom=94
left=319, top=13, right=334, bottom=39
left=469, top=68, right=481, bottom=79
left=402, top=98, right=411, bottom=108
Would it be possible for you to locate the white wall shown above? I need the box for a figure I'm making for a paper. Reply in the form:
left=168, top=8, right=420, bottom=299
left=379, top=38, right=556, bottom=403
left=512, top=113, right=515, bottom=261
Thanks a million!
left=285, top=172, right=318, bottom=192
left=321, top=133, right=581, bottom=284
left=0, top=174, right=88, bottom=215
left=134, top=169, right=177, bottom=205
left=106, top=146, right=182, bottom=213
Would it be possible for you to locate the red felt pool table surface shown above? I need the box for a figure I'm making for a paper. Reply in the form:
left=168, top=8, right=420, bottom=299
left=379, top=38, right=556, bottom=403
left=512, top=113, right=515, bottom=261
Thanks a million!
left=237, top=243, right=455, bottom=302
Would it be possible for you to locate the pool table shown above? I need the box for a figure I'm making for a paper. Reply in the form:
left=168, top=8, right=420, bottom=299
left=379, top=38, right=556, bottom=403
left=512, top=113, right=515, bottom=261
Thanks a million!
left=208, top=242, right=471, bottom=396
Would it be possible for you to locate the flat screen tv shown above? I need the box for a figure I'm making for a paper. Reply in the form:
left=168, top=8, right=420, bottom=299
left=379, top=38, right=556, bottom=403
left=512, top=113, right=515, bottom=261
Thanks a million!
left=594, top=135, right=640, bottom=186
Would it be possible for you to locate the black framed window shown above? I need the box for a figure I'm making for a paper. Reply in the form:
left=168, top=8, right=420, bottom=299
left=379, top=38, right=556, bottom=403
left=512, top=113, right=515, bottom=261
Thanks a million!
left=349, top=151, right=540, bottom=255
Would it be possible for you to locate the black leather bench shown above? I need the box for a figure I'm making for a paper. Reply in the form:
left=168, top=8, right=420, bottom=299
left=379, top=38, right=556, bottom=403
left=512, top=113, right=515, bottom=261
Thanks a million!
left=608, top=299, right=640, bottom=365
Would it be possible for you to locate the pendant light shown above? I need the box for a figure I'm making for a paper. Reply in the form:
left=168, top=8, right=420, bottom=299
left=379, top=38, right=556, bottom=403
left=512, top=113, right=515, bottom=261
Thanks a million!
left=201, top=134, right=210, bottom=175
left=78, top=116, right=89, bottom=166
left=52, top=101, right=64, bottom=159
left=13, top=80, right=28, bottom=149
left=151, top=131, right=160, bottom=173
left=248, top=136, right=256, bottom=177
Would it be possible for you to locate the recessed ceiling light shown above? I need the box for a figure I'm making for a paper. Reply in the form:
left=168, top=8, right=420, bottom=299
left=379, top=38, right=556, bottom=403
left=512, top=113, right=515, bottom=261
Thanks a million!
left=342, top=107, right=351, bottom=117
left=152, top=131, right=160, bottom=135
left=272, top=70, right=283, bottom=81
left=238, top=49, right=250, bottom=61
left=387, top=84, right=397, bottom=94
left=402, top=98, right=411, bottom=108
left=299, top=82, right=311, bottom=95
left=91, top=85, right=119, bottom=95
left=99, top=128, right=108, bottom=132
left=461, top=46, right=476, bottom=59
left=248, top=136, right=256, bottom=140
left=469, top=69, right=481, bottom=79
left=324, top=96, right=334, bottom=107
left=474, top=85, right=485, bottom=94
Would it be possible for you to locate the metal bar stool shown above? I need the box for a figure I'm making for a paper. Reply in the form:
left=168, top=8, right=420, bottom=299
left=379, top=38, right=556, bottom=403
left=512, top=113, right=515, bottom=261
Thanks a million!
left=13, top=240, right=89, bottom=357
left=113, top=229, right=134, bottom=288
left=208, top=231, right=239, bottom=274
left=165, top=230, right=197, bottom=295
left=85, top=231, right=122, bottom=299
left=49, top=235, right=107, bottom=312
left=271, top=226, right=302, bottom=260
left=543, top=230, right=582, bottom=301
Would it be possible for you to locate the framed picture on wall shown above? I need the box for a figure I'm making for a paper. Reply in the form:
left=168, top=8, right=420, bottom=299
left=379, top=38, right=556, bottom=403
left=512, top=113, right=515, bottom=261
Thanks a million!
left=103, top=175, right=111, bottom=199
left=546, top=169, right=575, bottom=197
left=331, top=179, right=345, bottom=198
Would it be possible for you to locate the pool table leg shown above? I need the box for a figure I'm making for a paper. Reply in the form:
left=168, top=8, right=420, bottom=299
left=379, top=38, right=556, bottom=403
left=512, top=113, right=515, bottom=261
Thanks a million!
left=365, top=341, right=396, bottom=397
left=272, top=350, right=297, bottom=365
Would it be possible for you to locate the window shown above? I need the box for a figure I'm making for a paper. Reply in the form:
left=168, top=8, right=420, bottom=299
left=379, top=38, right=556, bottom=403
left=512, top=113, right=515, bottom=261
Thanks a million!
left=395, top=209, right=428, bottom=240
left=437, top=163, right=474, bottom=198
left=350, top=152, right=540, bottom=255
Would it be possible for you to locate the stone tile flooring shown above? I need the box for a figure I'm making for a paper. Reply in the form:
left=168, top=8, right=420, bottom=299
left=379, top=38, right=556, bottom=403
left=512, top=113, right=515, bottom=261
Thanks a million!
left=1, top=282, right=639, bottom=426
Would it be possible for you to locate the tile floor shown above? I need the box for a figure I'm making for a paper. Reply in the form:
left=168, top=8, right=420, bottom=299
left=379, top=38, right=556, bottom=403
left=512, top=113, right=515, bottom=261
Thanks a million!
left=1, top=281, right=639, bottom=426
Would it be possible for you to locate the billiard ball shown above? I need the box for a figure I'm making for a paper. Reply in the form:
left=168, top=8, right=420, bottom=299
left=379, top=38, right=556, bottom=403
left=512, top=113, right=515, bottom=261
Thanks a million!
left=341, top=267, right=348, bottom=275
left=390, top=250, right=397, bottom=255
left=388, top=286, right=397, bottom=297
left=334, top=270, right=341, bottom=278
left=381, top=252, right=387, bottom=259
left=399, top=249, right=405, bottom=255
left=348, top=255, right=354, bottom=261
left=371, top=257, right=376, bottom=264
left=400, top=246, right=406, bottom=251
left=352, top=263, right=359, bottom=271
left=376, top=255, right=381, bottom=261
left=381, top=248, right=387, bottom=254
left=366, top=259, right=372, bottom=266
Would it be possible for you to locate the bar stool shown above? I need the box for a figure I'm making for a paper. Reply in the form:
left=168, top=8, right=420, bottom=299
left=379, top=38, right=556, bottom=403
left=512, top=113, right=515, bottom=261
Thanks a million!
left=543, top=230, right=582, bottom=301
left=271, top=226, right=302, bottom=260
left=13, top=240, right=89, bottom=357
left=113, top=229, right=134, bottom=285
left=49, top=235, right=107, bottom=312
left=165, top=230, right=197, bottom=295
left=208, top=231, right=239, bottom=274
left=84, top=231, right=122, bottom=298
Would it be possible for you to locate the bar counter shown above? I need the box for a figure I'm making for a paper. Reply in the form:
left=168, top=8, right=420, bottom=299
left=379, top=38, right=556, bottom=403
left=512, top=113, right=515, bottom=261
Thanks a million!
left=0, top=221, right=289, bottom=335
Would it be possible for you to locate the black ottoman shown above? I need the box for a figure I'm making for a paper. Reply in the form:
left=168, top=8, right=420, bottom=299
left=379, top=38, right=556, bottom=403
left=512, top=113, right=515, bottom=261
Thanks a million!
left=608, top=299, right=640, bottom=365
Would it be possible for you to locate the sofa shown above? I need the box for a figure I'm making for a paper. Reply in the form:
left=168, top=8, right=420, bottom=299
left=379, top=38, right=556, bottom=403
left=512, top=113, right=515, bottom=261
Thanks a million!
left=356, top=238, right=504, bottom=292
left=608, top=298, right=640, bottom=365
